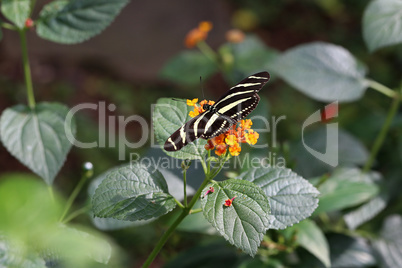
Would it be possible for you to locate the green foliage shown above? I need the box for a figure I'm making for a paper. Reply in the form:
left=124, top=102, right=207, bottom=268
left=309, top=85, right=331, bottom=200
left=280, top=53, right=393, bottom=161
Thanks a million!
left=201, top=179, right=271, bottom=256
left=1, top=0, right=31, bottom=29
left=0, top=102, right=76, bottom=185
left=315, top=168, right=380, bottom=214
left=273, top=42, right=368, bottom=102
left=0, top=175, right=113, bottom=267
left=153, top=98, right=207, bottom=159
left=363, top=0, right=402, bottom=52
left=286, top=219, right=330, bottom=267
left=160, top=51, right=218, bottom=86
left=92, top=164, right=176, bottom=221
left=237, top=167, right=319, bottom=230
left=36, top=0, right=129, bottom=44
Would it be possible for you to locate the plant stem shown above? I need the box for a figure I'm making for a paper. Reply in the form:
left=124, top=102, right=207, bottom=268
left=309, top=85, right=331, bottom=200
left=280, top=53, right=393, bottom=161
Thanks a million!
left=18, top=29, right=36, bottom=109
left=366, top=79, right=400, bottom=99
left=61, top=205, right=90, bottom=224
left=183, top=169, right=188, bottom=207
left=174, top=198, right=185, bottom=209
left=142, top=170, right=213, bottom=268
left=48, top=185, right=55, bottom=202
left=363, top=88, right=402, bottom=172
left=197, top=40, right=218, bottom=64
left=59, top=173, right=90, bottom=222
left=190, top=208, right=202, bottom=214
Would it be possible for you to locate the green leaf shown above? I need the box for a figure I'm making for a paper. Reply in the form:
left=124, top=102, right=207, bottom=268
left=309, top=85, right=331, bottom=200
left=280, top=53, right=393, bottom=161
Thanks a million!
left=1, top=0, right=31, bottom=29
left=0, top=102, right=76, bottom=185
left=373, top=215, right=402, bottom=268
left=200, top=179, right=271, bottom=256
left=314, top=168, right=380, bottom=214
left=291, top=219, right=330, bottom=267
left=36, top=0, right=129, bottom=44
left=292, top=128, right=369, bottom=178
left=327, top=234, right=376, bottom=268
left=237, top=167, right=319, bottom=230
left=344, top=194, right=388, bottom=230
left=273, top=42, right=368, bottom=102
left=153, top=98, right=207, bottom=160
left=160, top=50, right=217, bottom=86
left=0, top=238, right=47, bottom=268
left=92, top=163, right=176, bottom=221
left=363, top=0, right=402, bottom=52
left=222, top=35, right=279, bottom=84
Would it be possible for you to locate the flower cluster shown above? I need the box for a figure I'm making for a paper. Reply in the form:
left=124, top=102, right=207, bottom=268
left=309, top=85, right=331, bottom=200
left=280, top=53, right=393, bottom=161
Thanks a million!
left=184, top=21, right=213, bottom=48
left=187, top=99, right=260, bottom=156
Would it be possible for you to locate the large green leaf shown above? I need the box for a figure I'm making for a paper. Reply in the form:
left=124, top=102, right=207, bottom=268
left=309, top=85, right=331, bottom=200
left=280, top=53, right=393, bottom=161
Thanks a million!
left=273, top=42, right=368, bottom=102
left=153, top=98, right=207, bottom=160
left=363, top=0, right=402, bottom=52
left=291, top=219, right=330, bottom=267
left=315, top=168, right=380, bottom=214
left=160, top=50, right=217, bottom=86
left=36, top=0, right=129, bottom=44
left=238, top=167, right=319, bottom=230
left=373, top=215, right=402, bottom=268
left=1, top=0, right=31, bottom=29
left=0, top=102, right=76, bottom=185
left=92, top=163, right=176, bottom=221
left=0, top=238, right=47, bottom=268
left=200, top=179, right=271, bottom=256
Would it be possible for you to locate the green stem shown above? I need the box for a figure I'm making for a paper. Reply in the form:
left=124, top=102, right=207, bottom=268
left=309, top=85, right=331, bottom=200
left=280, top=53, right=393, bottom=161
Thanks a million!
left=142, top=166, right=213, bottom=268
left=183, top=170, right=188, bottom=207
left=61, top=205, right=90, bottom=224
left=190, top=208, right=203, bottom=214
left=363, top=88, right=402, bottom=172
left=47, top=185, right=54, bottom=202
left=59, top=173, right=90, bottom=222
left=18, top=29, right=36, bottom=109
left=366, top=79, right=400, bottom=99
left=174, top=198, right=185, bottom=209
left=197, top=40, right=218, bottom=64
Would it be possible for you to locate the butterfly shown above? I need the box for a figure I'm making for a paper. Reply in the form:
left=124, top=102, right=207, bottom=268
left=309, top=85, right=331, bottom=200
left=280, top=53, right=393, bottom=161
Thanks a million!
left=164, top=71, right=270, bottom=151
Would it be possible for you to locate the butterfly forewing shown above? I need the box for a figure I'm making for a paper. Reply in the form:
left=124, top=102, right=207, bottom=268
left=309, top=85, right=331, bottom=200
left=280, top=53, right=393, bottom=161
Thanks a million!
left=164, top=71, right=270, bottom=151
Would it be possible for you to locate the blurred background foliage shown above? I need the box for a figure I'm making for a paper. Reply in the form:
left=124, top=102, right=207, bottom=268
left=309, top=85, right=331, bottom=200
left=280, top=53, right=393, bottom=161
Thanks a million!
left=1, top=0, right=402, bottom=267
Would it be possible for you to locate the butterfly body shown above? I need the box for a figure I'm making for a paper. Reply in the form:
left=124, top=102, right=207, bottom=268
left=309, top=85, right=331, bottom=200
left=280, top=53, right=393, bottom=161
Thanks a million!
left=164, top=72, right=270, bottom=151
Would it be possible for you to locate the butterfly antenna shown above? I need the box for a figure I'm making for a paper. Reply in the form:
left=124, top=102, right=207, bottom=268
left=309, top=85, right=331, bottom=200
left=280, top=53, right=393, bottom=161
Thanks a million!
left=200, top=76, right=205, bottom=101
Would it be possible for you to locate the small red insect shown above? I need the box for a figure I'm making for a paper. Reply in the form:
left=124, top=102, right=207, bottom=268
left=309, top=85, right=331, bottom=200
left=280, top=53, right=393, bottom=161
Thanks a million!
left=224, top=196, right=237, bottom=207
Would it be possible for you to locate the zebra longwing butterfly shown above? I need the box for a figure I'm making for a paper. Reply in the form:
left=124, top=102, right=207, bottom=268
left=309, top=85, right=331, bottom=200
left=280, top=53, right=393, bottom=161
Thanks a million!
left=164, top=71, right=270, bottom=151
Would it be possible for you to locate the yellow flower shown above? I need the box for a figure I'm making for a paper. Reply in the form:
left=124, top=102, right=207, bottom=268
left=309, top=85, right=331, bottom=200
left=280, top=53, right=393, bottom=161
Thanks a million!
left=189, top=109, right=200, bottom=118
left=245, top=130, right=259, bottom=145
left=187, top=98, right=198, bottom=106
left=241, top=119, right=252, bottom=130
left=225, top=134, right=238, bottom=146
left=199, top=21, right=213, bottom=33
left=229, top=143, right=241, bottom=156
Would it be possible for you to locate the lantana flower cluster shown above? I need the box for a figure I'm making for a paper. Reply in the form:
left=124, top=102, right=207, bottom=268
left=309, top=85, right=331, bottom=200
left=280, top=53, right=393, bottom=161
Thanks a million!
left=187, top=98, right=260, bottom=157
left=184, top=21, right=213, bottom=48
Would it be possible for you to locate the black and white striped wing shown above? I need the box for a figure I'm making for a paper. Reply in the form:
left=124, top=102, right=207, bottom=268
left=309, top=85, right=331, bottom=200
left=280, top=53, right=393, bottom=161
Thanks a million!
left=164, top=111, right=212, bottom=151
left=164, top=71, right=270, bottom=151
left=213, top=71, right=270, bottom=121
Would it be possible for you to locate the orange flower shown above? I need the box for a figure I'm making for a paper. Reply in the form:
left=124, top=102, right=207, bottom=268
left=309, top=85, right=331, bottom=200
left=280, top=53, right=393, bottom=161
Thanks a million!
left=215, top=144, right=227, bottom=156
left=189, top=109, right=200, bottom=118
left=224, top=196, right=237, bottom=207
left=245, top=130, right=259, bottom=145
left=184, top=21, right=213, bottom=48
left=229, top=142, right=241, bottom=156
left=241, top=119, right=252, bottom=130
left=187, top=98, right=199, bottom=106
